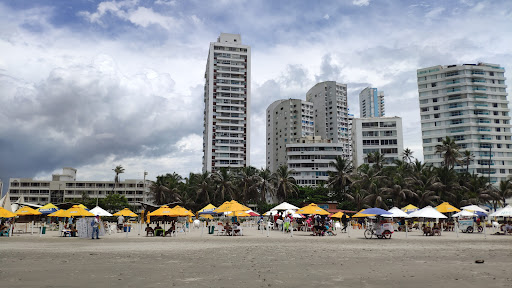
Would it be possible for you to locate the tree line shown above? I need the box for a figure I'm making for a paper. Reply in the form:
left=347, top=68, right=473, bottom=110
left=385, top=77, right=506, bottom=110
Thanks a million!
left=146, top=136, right=511, bottom=213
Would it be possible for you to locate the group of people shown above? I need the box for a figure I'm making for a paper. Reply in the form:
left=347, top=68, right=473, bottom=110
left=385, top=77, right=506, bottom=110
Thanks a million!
left=223, top=222, right=242, bottom=235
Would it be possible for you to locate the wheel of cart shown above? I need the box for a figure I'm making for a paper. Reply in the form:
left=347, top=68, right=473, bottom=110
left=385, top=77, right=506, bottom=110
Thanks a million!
left=477, top=226, right=483, bottom=233
left=364, top=228, right=374, bottom=239
left=382, top=230, right=392, bottom=239
left=466, top=226, right=474, bottom=233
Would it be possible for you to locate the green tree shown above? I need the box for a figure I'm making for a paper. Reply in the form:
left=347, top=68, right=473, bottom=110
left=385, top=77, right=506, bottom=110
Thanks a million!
left=102, top=193, right=131, bottom=213
left=212, top=168, right=236, bottom=202
left=274, top=165, right=298, bottom=201
left=435, top=136, right=461, bottom=169
left=112, top=165, right=125, bottom=188
left=327, top=156, right=353, bottom=201
left=255, top=168, right=276, bottom=203
left=462, top=150, right=474, bottom=173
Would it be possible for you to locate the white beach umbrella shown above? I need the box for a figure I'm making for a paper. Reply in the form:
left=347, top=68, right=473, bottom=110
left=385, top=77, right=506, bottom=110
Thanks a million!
left=409, top=206, right=448, bottom=219
left=460, top=205, right=488, bottom=214
left=270, top=202, right=299, bottom=211
left=452, top=210, right=476, bottom=218
left=264, top=209, right=303, bottom=218
left=89, top=206, right=113, bottom=217
left=489, top=205, right=512, bottom=217
left=383, top=207, right=411, bottom=218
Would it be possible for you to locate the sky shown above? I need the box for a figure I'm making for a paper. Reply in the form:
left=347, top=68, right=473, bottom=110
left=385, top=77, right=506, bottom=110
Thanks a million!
left=1, top=0, right=512, bottom=192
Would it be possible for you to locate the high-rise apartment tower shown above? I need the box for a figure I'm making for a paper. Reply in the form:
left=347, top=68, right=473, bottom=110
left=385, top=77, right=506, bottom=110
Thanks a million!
left=306, top=81, right=352, bottom=159
left=359, top=87, right=385, bottom=118
left=417, top=63, right=512, bottom=184
left=203, top=33, right=251, bottom=172
left=266, top=99, right=314, bottom=172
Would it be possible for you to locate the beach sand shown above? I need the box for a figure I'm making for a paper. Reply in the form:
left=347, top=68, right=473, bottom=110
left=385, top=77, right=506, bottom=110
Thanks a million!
left=0, top=224, right=511, bottom=287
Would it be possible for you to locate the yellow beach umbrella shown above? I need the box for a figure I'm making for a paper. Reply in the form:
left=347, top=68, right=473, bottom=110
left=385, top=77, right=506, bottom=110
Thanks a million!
left=435, top=202, right=460, bottom=213
left=67, top=205, right=95, bottom=217
left=0, top=207, right=16, bottom=218
left=401, top=204, right=419, bottom=213
left=330, top=211, right=345, bottom=218
left=15, top=206, right=42, bottom=216
left=296, top=203, right=330, bottom=215
left=215, top=201, right=250, bottom=213
left=170, top=205, right=195, bottom=217
left=227, top=210, right=251, bottom=217
left=113, top=208, right=138, bottom=217
left=352, top=209, right=375, bottom=218
left=148, top=205, right=176, bottom=217
left=48, top=209, right=72, bottom=218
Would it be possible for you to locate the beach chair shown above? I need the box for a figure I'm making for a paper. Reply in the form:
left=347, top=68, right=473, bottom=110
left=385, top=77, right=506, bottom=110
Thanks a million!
left=145, top=227, right=155, bottom=237
left=216, top=224, right=226, bottom=236
left=164, top=227, right=176, bottom=237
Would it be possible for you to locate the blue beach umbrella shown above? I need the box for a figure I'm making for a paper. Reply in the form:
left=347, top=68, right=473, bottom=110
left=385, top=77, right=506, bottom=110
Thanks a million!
left=361, top=208, right=392, bottom=216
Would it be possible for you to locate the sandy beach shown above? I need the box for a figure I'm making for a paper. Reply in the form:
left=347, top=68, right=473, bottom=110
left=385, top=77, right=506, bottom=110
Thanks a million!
left=1, top=225, right=511, bottom=288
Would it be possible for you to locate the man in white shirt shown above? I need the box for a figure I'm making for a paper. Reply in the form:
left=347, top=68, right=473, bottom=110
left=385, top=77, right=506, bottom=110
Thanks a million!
left=91, top=216, right=100, bottom=239
left=117, top=215, right=125, bottom=231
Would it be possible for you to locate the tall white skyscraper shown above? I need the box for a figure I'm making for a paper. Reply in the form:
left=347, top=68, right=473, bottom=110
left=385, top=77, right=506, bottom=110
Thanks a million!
left=359, top=87, right=385, bottom=118
left=417, top=63, right=512, bottom=184
left=306, top=81, right=352, bottom=159
left=203, top=33, right=251, bottom=173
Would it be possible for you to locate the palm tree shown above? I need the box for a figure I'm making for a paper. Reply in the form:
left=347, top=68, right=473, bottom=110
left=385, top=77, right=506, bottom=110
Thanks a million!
left=405, top=168, right=442, bottom=207
left=327, top=156, right=353, bottom=200
left=237, top=166, right=260, bottom=203
left=191, top=172, right=212, bottom=205
left=351, top=165, right=388, bottom=208
left=149, top=175, right=182, bottom=205
left=212, top=168, right=236, bottom=202
left=402, top=148, right=414, bottom=163
left=112, top=165, right=125, bottom=188
left=462, top=150, right=474, bottom=173
left=495, top=180, right=512, bottom=208
left=346, top=185, right=368, bottom=211
left=366, top=151, right=386, bottom=170
left=274, top=165, right=298, bottom=201
left=435, top=136, right=461, bottom=169
left=255, top=168, right=276, bottom=203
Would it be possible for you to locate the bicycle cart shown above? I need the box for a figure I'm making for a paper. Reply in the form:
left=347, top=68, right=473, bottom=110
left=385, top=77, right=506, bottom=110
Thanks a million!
left=364, top=221, right=394, bottom=239
left=458, top=218, right=483, bottom=233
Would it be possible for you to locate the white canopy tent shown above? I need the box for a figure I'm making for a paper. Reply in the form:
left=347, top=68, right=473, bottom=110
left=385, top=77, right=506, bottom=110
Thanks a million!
left=460, top=205, right=488, bottom=214
left=384, top=207, right=411, bottom=218
left=264, top=209, right=303, bottom=218
left=452, top=210, right=476, bottom=218
left=89, top=206, right=113, bottom=217
left=270, top=202, right=299, bottom=211
left=489, top=205, right=512, bottom=217
left=409, top=206, right=448, bottom=219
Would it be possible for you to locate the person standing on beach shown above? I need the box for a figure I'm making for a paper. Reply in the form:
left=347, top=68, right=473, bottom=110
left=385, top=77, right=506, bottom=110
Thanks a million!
left=341, top=213, right=348, bottom=232
left=117, top=215, right=125, bottom=231
left=91, top=215, right=100, bottom=239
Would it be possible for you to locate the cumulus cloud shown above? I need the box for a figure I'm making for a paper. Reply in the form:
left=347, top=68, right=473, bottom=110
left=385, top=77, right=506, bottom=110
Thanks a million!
left=353, top=0, right=370, bottom=6
left=0, top=54, right=203, bottom=183
left=80, top=0, right=180, bottom=30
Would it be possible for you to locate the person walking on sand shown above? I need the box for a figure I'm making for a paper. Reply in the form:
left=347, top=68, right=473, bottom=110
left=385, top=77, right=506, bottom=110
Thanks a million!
left=91, top=215, right=100, bottom=239
left=341, top=213, right=348, bottom=232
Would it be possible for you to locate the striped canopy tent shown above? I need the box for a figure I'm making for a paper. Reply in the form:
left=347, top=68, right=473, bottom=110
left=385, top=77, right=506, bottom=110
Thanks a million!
left=37, top=203, right=59, bottom=215
left=401, top=204, right=419, bottom=213
left=352, top=209, right=375, bottom=218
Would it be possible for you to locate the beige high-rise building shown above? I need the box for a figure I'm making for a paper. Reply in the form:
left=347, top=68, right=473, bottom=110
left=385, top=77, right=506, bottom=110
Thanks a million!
left=417, top=63, right=512, bottom=184
left=306, top=81, right=352, bottom=159
left=266, top=99, right=314, bottom=172
left=203, top=33, right=251, bottom=172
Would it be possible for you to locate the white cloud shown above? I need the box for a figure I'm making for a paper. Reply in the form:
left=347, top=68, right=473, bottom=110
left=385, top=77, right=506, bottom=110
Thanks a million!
left=352, top=0, right=370, bottom=7
left=80, top=0, right=180, bottom=30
